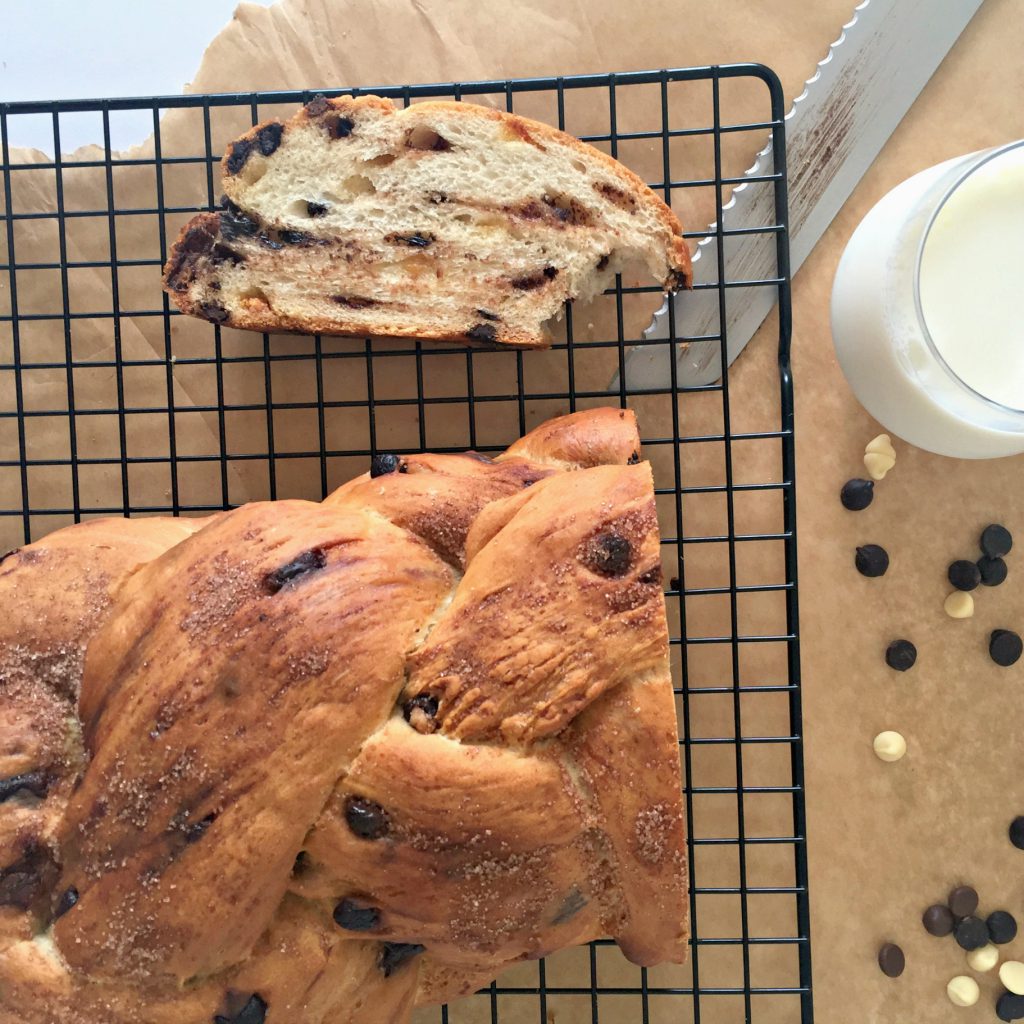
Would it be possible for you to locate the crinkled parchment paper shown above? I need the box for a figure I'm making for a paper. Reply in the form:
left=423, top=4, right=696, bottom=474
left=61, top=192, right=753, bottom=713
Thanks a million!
left=2, top=1, right=1021, bottom=1020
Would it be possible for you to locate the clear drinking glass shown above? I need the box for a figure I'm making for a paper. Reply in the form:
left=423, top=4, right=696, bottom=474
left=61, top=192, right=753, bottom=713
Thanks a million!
left=831, top=140, right=1024, bottom=458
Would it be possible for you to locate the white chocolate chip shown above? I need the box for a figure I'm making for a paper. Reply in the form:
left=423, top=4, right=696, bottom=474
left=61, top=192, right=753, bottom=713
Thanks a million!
left=863, top=450, right=896, bottom=481
left=947, top=975, right=980, bottom=1007
left=866, top=433, right=896, bottom=457
left=967, top=943, right=999, bottom=972
left=1000, top=961, right=1024, bottom=995
left=863, top=434, right=896, bottom=479
left=873, top=731, right=907, bottom=762
left=944, top=591, right=975, bottom=619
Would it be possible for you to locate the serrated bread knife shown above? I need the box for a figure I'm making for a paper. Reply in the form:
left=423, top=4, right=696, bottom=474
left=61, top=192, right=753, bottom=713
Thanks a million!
left=619, top=0, right=985, bottom=391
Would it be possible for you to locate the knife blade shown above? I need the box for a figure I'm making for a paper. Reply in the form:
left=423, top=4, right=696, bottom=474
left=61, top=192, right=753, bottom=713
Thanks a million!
left=619, top=0, right=984, bottom=391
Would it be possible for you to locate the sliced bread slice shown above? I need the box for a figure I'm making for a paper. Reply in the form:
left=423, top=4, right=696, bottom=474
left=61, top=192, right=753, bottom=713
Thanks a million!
left=163, top=95, right=690, bottom=348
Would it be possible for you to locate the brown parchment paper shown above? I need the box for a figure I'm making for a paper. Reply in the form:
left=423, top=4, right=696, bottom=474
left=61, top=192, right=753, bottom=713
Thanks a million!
left=2, top=0, right=1022, bottom=1021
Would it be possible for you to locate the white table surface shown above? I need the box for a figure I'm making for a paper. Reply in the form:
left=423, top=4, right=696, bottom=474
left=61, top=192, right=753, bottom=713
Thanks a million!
left=1, top=0, right=274, bottom=154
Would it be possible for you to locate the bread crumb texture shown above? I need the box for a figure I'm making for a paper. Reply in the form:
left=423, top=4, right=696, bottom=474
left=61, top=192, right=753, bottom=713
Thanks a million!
left=163, top=96, right=691, bottom=348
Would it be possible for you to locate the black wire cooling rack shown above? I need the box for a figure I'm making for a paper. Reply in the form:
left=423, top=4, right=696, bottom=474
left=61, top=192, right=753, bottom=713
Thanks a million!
left=0, top=65, right=811, bottom=1023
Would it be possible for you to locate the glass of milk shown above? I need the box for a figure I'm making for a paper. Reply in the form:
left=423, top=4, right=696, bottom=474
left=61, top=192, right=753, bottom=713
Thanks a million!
left=831, top=140, right=1024, bottom=458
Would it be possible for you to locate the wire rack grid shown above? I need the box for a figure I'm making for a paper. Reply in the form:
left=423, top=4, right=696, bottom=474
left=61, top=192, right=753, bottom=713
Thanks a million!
left=0, top=65, right=810, bottom=1023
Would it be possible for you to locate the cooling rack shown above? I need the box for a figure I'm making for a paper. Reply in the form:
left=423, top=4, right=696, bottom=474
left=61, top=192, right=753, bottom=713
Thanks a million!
left=0, top=64, right=811, bottom=1023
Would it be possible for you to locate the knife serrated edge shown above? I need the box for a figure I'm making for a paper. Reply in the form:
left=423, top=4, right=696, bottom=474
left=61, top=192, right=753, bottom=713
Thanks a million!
left=624, top=0, right=982, bottom=390
left=640, top=0, right=868, bottom=345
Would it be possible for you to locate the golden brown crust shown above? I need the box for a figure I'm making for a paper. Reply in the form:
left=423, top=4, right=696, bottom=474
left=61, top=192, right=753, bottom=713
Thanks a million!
left=0, top=409, right=686, bottom=1023
left=404, top=464, right=666, bottom=743
left=60, top=501, right=453, bottom=981
left=499, top=405, right=642, bottom=468
left=324, top=408, right=643, bottom=568
left=324, top=453, right=557, bottom=567
left=0, top=517, right=203, bottom=950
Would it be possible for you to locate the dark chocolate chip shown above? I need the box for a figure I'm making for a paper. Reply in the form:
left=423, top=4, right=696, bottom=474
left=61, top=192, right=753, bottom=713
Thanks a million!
left=840, top=478, right=874, bottom=511
left=627, top=450, right=641, bottom=465
left=1011, top=816, right=1024, bottom=850
left=638, top=566, right=663, bottom=586
left=345, top=796, right=390, bottom=840
left=466, top=323, right=498, bottom=344
left=332, top=294, right=378, bottom=309
left=225, top=139, right=253, bottom=175
left=979, top=555, right=1009, bottom=586
left=923, top=903, right=955, bottom=937
left=954, top=915, right=988, bottom=950
left=278, top=229, right=314, bottom=245
left=164, top=222, right=219, bottom=291
left=327, top=115, right=355, bottom=140
left=306, top=201, right=329, bottom=218
left=856, top=544, right=889, bottom=578
left=378, top=941, right=425, bottom=977
left=264, top=548, right=327, bottom=593
left=185, top=812, right=217, bottom=844
left=990, top=630, right=1023, bottom=667
left=179, top=222, right=217, bottom=257
left=988, top=910, right=1018, bottom=944
left=370, top=453, right=405, bottom=478
left=215, top=993, right=268, bottom=1024
left=982, top=524, right=1013, bottom=558
left=0, top=772, right=49, bottom=803
left=305, top=94, right=332, bottom=117
left=211, top=242, right=244, bottom=266
left=199, top=302, right=230, bottom=325
left=998, top=992, right=1024, bottom=1022
left=948, top=559, right=981, bottom=591
left=552, top=887, right=587, bottom=925
left=333, top=898, right=381, bottom=931
left=54, top=886, right=78, bottom=919
left=511, top=267, right=559, bottom=290
left=218, top=203, right=260, bottom=241
left=476, top=308, right=500, bottom=321
left=885, top=639, right=917, bottom=672
left=597, top=254, right=610, bottom=271
left=255, top=123, right=283, bottom=157
left=877, top=942, right=905, bottom=978
left=403, top=694, right=439, bottom=734
left=584, top=532, right=632, bottom=578
left=387, top=232, right=433, bottom=247
left=949, top=885, right=979, bottom=918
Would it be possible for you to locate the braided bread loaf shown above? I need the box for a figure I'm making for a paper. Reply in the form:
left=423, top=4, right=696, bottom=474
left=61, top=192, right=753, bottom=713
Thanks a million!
left=163, top=95, right=691, bottom=348
left=0, top=408, right=687, bottom=1024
